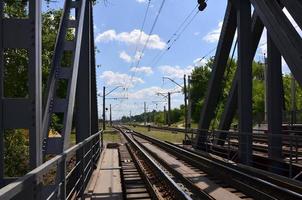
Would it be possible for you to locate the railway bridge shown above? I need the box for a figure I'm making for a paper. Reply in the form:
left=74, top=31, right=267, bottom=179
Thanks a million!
left=0, top=0, right=301, bottom=199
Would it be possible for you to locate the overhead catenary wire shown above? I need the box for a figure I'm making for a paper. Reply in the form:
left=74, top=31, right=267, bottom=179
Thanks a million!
left=129, top=0, right=152, bottom=70
left=125, top=0, right=152, bottom=90
left=128, top=0, right=167, bottom=91
left=149, top=4, right=199, bottom=66
left=150, top=7, right=200, bottom=67
left=133, top=0, right=167, bottom=70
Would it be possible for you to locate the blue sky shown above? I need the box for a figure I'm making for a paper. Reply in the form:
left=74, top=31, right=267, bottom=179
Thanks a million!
left=93, top=0, right=228, bottom=119
left=44, top=0, right=301, bottom=120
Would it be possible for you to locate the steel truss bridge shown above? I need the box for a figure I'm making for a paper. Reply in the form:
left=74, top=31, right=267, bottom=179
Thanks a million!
left=0, top=0, right=301, bottom=199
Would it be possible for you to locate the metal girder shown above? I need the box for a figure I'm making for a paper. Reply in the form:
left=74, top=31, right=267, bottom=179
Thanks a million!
left=42, top=0, right=87, bottom=155
left=76, top=0, right=91, bottom=143
left=0, top=0, right=42, bottom=183
left=281, top=0, right=302, bottom=29
left=251, top=0, right=302, bottom=86
left=215, top=12, right=264, bottom=146
left=195, top=1, right=237, bottom=148
left=237, top=0, right=253, bottom=165
left=196, top=1, right=264, bottom=148
left=216, top=69, right=238, bottom=146
left=90, top=4, right=99, bottom=134
left=266, top=34, right=283, bottom=161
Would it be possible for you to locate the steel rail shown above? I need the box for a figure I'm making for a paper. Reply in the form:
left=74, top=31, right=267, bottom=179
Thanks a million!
left=128, top=127, right=302, bottom=200
left=166, top=141, right=302, bottom=194
left=120, top=128, right=193, bottom=200
left=129, top=135, right=215, bottom=200
left=129, top=124, right=302, bottom=147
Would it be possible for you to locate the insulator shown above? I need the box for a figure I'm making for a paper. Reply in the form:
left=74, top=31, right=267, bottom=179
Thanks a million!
left=198, top=2, right=207, bottom=11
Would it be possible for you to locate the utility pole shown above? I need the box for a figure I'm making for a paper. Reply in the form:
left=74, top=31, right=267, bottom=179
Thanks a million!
left=110, top=104, right=112, bottom=126
left=103, top=86, right=106, bottom=130
left=162, top=76, right=188, bottom=128
left=130, top=110, right=132, bottom=124
left=184, top=75, right=188, bottom=130
left=188, top=76, right=192, bottom=129
left=164, top=105, right=167, bottom=125
left=168, top=92, right=171, bottom=126
left=99, top=85, right=125, bottom=129
left=144, top=102, right=147, bottom=125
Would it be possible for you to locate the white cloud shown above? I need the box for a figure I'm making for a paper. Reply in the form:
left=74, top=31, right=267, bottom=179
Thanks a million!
left=159, top=65, right=194, bottom=79
left=95, top=29, right=116, bottom=42
left=134, top=51, right=144, bottom=61
left=136, top=0, right=147, bottom=3
left=100, top=71, right=144, bottom=88
left=119, top=51, right=132, bottom=63
left=127, top=86, right=180, bottom=100
left=130, top=66, right=153, bottom=75
left=95, top=29, right=166, bottom=50
left=119, top=51, right=144, bottom=63
left=203, top=21, right=223, bottom=43
left=193, top=58, right=207, bottom=67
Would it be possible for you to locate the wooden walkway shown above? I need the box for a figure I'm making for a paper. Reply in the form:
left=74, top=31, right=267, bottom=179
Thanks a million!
left=85, top=148, right=122, bottom=200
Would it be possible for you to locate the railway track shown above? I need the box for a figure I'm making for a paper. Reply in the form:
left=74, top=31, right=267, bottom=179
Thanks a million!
left=118, top=126, right=302, bottom=200
left=118, top=128, right=197, bottom=199
left=119, top=142, right=154, bottom=199
left=130, top=124, right=302, bottom=147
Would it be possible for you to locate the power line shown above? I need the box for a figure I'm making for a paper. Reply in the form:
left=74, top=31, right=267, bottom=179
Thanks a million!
left=125, top=0, right=152, bottom=89
left=128, top=0, right=167, bottom=89
left=150, top=6, right=200, bottom=67
left=134, top=0, right=167, bottom=69
left=129, top=0, right=152, bottom=70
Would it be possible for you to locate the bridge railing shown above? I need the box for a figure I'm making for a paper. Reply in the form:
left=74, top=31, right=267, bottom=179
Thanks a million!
left=0, top=131, right=103, bottom=200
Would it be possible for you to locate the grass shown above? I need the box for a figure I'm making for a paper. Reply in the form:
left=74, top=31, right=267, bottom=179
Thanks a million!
left=70, top=127, right=121, bottom=144
left=127, top=126, right=185, bottom=143
left=103, top=128, right=121, bottom=143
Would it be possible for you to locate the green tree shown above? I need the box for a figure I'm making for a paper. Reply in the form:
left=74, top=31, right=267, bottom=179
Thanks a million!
left=189, top=58, right=213, bottom=122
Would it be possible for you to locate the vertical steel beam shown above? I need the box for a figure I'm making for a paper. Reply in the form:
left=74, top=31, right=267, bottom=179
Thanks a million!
left=266, top=34, right=283, bottom=160
left=0, top=0, right=42, bottom=183
left=30, top=0, right=43, bottom=170
left=215, top=12, right=264, bottom=145
left=184, top=75, right=188, bottom=130
left=90, top=3, right=99, bottom=134
left=187, top=76, right=192, bottom=129
left=76, top=0, right=91, bottom=143
left=195, top=2, right=237, bottom=148
left=237, top=0, right=253, bottom=165
left=0, top=1, right=3, bottom=183
left=291, top=75, right=297, bottom=125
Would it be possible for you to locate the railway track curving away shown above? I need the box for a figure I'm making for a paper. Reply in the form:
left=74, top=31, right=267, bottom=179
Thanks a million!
left=115, top=125, right=302, bottom=200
